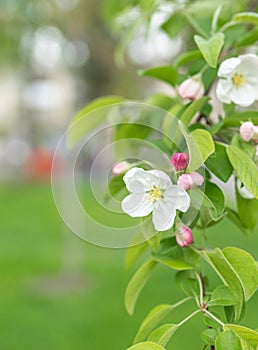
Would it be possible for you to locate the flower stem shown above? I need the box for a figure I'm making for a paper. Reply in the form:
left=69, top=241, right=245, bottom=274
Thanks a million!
left=178, top=309, right=201, bottom=327
left=203, top=309, right=225, bottom=327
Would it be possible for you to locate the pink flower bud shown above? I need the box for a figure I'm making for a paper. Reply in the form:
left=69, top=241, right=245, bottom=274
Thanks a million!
left=177, top=171, right=204, bottom=190
left=171, top=152, right=189, bottom=171
left=112, top=161, right=129, bottom=175
left=240, top=121, right=255, bottom=142
left=178, top=77, right=205, bottom=100
left=176, top=225, right=193, bottom=247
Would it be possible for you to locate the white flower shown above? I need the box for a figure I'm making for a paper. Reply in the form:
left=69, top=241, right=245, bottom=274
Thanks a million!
left=121, top=167, right=190, bottom=231
left=216, top=54, right=258, bottom=107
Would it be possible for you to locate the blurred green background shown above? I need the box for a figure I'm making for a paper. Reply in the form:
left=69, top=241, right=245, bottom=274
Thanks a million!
left=0, top=0, right=258, bottom=349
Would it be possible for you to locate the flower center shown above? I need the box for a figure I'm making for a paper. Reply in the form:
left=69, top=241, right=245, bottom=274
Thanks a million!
left=148, top=186, right=164, bottom=202
left=231, top=73, right=246, bottom=87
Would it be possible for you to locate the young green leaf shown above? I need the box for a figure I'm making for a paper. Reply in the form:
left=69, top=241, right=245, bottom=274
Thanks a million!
left=148, top=324, right=178, bottom=347
left=126, top=341, right=166, bottom=350
left=224, top=325, right=258, bottom=348
left=223, top=111, right=258, bottom=128
left=207, top=285, right=238, bottom=307
left=139, top=66, right=178, bottom=86
left=222, top=247, right=258, bottom=301
left=134, top=298, right=190, bottom=344
left=141, top=217, right=161, bottom=252
left=202, top=248, right=244, bottom=322
left=125, top=260, right=157, bottom=315
left=180, top=96, right=209, bottom=126
left=190, top=129, right=215, bottom=169
left=194, top=33, right=224, bottom=68
left=226, top=145, right=258, bottom=199
left=232, top=12, right=258, bottom=25
left=205, top=142, right=233, bottom=182
left=68, top=95, right=123, bottom=147
left=175, top=50, right=203, bottom=67
left=215, top=330, right=242, bottom=350
left=226, top=208, right=250, bottom=236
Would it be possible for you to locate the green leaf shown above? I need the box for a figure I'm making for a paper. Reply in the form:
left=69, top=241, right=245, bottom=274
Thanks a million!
left=202, top=248, right=244, bottom=322
left=141, top=217, right=161, bottom=252
left=180, top=97, right=209, bottom=126
left=231, top=135, right=256, bottom=160
left=106, top=173, right=128, bottom=201
left=134, top=298, right=189, bottom=344
left=232, top=12, right=258, bottom=25
left=211, top=4, right=223, bottom=33
left=161, top=12, right=186, bottom=38
left=194, top=33, right=224, bottom=68
left=205, top=142, right=233, bottom=182
left=68, top=95, right=123, bottom=147
left=207, top=285, right=238, bottom=307
left=222, top=247, right=258, bottom=301
left=226, top=145, right=258, bottom=199
left=237, top=27, right=258, bottom=48
left=148, top=324, right=178, bottom=347
left=215, top=330, right=242, bottom=350
left=126, top=341, right=166, bottom=350
left=199, top=181, right=225, bottom=226
left=152, top=253, right=193, bottom=271
left=223, top=111, right=258, bottom=128
left=190, top=129, right=215, bottom=169
left=236, top=185, right=258, bottom=232
left=139, top=66, right=178, bottom=86
left=126, top=232, right=149, bottom=270
left=175, top=50, right=203, bottom=67
left=224, top=325, right=258, bottom=349
left=125, top=260, right=157, bottom=315
left=201, top=328, right=218, bottom=346
left=145, top=94, right=173, bottom=110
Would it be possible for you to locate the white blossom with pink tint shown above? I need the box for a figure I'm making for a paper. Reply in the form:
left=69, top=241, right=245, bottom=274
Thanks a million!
left=177, top=172, right=204, bottom=191
left=178, top=76, right=205, bottom=100
left=121, top=167, right=190, bottom=231
left=176, top=225, right=193, bottom=247
left=240, top=122, right=255, bottom=142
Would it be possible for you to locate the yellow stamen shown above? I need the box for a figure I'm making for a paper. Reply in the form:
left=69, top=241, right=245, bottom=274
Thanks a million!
left=232, top=73, right=246, bottom=87
left=148, top=186, right=163, bottom=202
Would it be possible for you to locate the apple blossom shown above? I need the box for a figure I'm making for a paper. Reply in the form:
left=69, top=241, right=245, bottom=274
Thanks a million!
left=216, top=54, right=258, bottom=107
left=171, top=152, right=189, bottom=171
left=177, top=172, right=204, bottom=191
left=176, top=225, right=193, bottom=247
left=178, top=76, right=205, bottom=100
left=121, top=167, right=190, bottom=231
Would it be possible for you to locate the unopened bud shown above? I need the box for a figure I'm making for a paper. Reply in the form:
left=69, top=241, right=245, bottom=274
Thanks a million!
left=177, top=171, right=204, bottom=190
left=176, top=225, right=193, bottom=247
left=178, top=76, right=205, bottom=100
left=171, top=152, right=189, bottom=171
left=112, top=161, right=129, bottom=175
left=240, top=121, right=255, bottom=142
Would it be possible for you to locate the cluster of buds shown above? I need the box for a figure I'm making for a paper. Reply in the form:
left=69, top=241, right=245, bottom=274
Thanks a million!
left=240, top=121, right=258, bottom=142
left=171, top=152, right=204, bottom=190
left=176, top=225, right=193, bottom=247
left=178, top=75, right=205, bottom=101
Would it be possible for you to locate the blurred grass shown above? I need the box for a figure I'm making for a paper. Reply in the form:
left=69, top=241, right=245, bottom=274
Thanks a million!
left=0, top=183, right=257, bottom=350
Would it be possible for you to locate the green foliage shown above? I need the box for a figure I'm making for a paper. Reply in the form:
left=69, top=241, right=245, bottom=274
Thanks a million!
left=194, top=33, right=224, bottom=68
left=224, top=325, right=258, bottom=349
left=139, top=66, right=178, bottom=86
left=227, top=146, right=258, bottom=199
left=232, top=12, right=258, bottom=25
left=148, top=324, right=178, bottom=346
left=205, top=142, right=233, bottom=182
left=126, top=341, right=166, bottom=350
left=215, top=330, right=242, bottom=350
left=125, top=260, right=157, bottom=315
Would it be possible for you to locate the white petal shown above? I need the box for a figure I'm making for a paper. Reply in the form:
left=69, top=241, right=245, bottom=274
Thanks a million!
left=121, top=193, right=154, bottom=217
left=218, top=57, right=241, bottom=78
left=216, top=80, right=232, bottom=104
left=152, top=201, right=176, bottom=231
left=230, top=84, right=256, bottom=107
left=148, top=169, right=173, bottom=189
left=163, top=186, right=190, bottom=212
left=238, top=54, right=258, bottom=78
left=123, top=167, right=155, bottom=193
